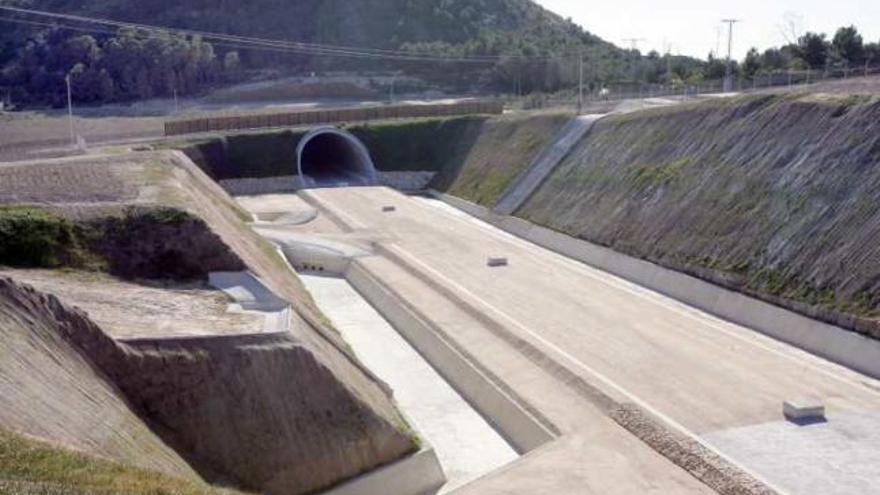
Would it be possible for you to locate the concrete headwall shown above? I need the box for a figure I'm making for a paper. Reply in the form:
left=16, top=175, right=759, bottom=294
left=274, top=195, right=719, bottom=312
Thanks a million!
left=218, top=172, right=435, bottom=196
left=432, top=191, right=880, bottom=380
left=166, top=101, right=504, bottom=136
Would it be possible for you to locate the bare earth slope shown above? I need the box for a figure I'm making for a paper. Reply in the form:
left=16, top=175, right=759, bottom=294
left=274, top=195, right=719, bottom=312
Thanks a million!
left=518, top=94, right=880, bottom=337
left=0, top=151, right=417, bottom=494
left=0, top=277, right=199, bottom=480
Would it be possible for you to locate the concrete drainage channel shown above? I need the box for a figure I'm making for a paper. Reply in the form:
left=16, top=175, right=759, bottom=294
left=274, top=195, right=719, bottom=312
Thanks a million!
left=300, top=273, right=520, bottom=493
left=244, top=201, right=555, bottom=494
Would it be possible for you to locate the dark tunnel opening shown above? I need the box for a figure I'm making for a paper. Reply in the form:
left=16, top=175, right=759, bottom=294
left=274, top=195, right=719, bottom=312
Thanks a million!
left=297, top=128, right=378, bottom=188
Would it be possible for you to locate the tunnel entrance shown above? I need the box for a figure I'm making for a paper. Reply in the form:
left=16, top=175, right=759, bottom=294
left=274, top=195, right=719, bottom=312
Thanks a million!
left=296, top=127, right=378, bottom=188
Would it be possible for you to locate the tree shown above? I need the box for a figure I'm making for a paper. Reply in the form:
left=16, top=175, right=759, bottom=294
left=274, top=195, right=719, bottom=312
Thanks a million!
left=704, top=53, right=727, bottom=80
left=866, top=42, right=880, bottom=66
left=760, top=48, right=788, bottom=71
left=742, top=48, right=761, bottom=78
left=831, top=26, right=865, bottom=65
left=797, top=32, right=829, bottom=69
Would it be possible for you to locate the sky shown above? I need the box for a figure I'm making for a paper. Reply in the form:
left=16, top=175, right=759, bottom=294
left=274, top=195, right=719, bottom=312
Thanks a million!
left=534, top=0, right=880, bottom=61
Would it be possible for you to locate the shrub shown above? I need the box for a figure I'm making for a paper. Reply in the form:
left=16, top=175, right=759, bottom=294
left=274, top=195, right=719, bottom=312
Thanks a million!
left=0, top=207, right=78, bottom=267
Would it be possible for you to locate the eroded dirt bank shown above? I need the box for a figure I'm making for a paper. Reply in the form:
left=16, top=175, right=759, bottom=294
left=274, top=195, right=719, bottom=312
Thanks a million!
left=517, top=94, right=880, bottom=337
left=0, top=151, right=418, bottom=494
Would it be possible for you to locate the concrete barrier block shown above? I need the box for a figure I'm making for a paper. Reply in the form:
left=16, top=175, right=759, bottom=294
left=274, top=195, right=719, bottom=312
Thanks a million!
left=783, top=398, right=826, bottom=422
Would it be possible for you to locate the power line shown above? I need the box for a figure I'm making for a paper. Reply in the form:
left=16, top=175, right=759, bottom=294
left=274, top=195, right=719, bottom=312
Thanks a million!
left=0, top=5, right=601, bottom=64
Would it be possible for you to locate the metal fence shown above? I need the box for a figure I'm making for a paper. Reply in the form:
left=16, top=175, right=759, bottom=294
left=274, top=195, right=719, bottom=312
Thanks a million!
left=517, top=63, right=880, bottom=113
left=164, top=100, right=504, bottom=136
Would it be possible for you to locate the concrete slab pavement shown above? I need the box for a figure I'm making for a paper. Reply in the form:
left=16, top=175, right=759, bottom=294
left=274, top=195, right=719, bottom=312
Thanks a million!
left=299, top=186, right=880, bottom=493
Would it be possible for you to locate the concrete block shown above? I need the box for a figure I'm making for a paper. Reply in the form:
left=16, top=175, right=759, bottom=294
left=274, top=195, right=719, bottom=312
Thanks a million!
left=487, top=257, right=509, bottom=267
left=783, top=398, right=825, bottom=422
left=382, top=206, right=397, bottom=212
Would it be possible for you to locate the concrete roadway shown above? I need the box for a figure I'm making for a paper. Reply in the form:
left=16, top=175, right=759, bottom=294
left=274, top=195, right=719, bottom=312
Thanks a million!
left=293, top=186, right=880, bottom=493
left=240, top=186, right=880, bottom=493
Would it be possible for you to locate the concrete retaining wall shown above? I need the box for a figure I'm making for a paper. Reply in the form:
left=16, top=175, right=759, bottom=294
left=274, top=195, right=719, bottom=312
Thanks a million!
left=219, top=172, right=436, bottom=196
left=346, top=260, right=556, bottom=454
left=431, top=190, right=880, bottom=380
left=379, top=171, right=436, bottom=192
left=219, top=175, right=301, bottom=196
left=321, top=448, right=445, bottom=495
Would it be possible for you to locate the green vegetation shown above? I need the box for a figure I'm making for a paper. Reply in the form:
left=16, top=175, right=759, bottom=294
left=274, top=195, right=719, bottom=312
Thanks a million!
left=0, top=205, right=241, bottom=280
left=0, top=207, right=83, bottom=268
left=626, top=157, right=694, bottom=188
left=436, top=112, right=571, bottom=206
left=515, top=95, right=880, bottom=337
left=739, top=25, right=880, bottom=78
left=0, top=428, right=251, bottom=495
left=0, top=0, right=705, bottom=107
left=1, top=26, right=229, bottom=107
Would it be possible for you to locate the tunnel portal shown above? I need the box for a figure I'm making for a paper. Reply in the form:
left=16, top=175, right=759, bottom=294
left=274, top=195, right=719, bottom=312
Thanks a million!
left=297, top=127, right=378, bottom=188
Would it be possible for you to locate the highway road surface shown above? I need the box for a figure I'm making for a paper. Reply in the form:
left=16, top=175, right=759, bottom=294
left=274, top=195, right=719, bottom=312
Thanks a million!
left=246, top=186, right=880, bottom=494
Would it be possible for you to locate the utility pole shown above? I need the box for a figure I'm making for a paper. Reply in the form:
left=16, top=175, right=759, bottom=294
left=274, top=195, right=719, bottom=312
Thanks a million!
left=622, top=38, right=644, bottom=79
left=663, top=40, right=673, bottom=92
left=722, top=19, right=740, bottom=92
left=173, top=86, right=179, bottom=114
left=65, top=73, right=75, bottom=148
left=622, top=38, right=645, bottom=98
left=389, top=71, right=400, bottom=105
left=577, top=55, right=584, bottom=114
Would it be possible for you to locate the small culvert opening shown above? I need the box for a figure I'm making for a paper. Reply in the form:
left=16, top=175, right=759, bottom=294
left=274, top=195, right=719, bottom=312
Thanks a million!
left=297, top=127, right=378, bottom=188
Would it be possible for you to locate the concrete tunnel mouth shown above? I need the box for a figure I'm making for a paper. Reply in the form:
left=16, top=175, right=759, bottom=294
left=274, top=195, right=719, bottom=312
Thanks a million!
left=297, top=127, right=379, bottom=188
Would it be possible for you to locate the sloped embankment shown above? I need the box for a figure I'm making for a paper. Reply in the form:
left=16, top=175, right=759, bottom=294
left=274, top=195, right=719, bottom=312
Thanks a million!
left=429, top=112, right=572, bottom=206
left=518, top=94, right=880, bottom=338
left=0, top=151, right=418, bottom=494
left=0, top=277, right=414, bottom=494
left=0, top=278, right=199, bottom=481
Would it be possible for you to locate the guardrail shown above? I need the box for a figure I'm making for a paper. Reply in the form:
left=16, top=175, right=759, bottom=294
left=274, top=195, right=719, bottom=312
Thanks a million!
left=164, top=100, right=504, bottom=136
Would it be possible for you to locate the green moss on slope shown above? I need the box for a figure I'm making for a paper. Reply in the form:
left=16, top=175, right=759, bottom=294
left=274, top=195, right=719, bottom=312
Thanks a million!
left=0, top=428, right=252, bottom=495
left=517, top=94, right=880, bottom=337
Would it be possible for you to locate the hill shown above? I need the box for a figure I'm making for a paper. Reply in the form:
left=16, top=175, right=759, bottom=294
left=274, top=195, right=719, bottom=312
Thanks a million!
left=0, top=0, right=634, bottom=106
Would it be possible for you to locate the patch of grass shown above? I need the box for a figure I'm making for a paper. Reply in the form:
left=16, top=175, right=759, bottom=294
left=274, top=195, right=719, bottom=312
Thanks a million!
left=626, top=157, right=694, bottom=188
left=0, top=205, right=241, bottom=280
left=137, top=207, right=192, bottom=226
left=0, top=207, right=81, bottom=268
left=441, top=112, right=572, bottom=206
left=0, top=428, right=252, bottom=495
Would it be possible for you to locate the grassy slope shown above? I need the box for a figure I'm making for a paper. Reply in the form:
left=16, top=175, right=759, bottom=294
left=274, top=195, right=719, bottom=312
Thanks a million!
left=518, top=93, right=880, bottom=337
left=0, top=429, right=250, bottom=495
left=431, top=111, right=572, bottom=206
